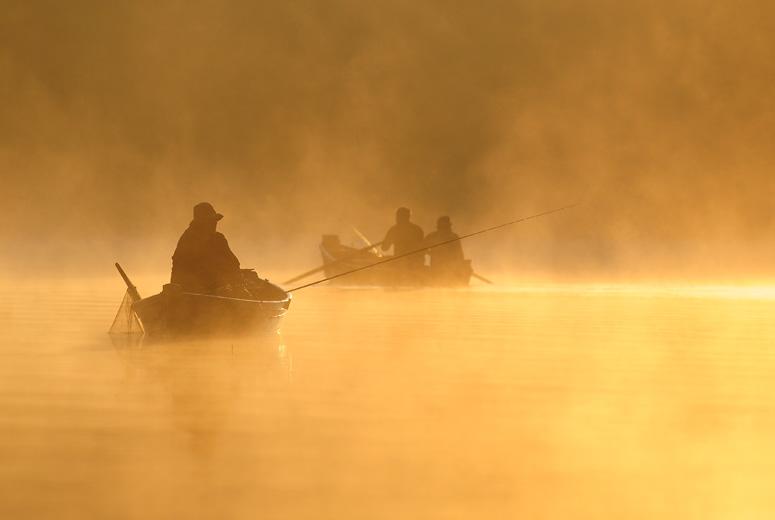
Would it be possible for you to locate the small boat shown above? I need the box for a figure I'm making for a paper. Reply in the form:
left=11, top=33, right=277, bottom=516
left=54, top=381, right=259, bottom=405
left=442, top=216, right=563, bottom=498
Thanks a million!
left=113, top=264, right=291, bottom=337
left=318, top=234, right=472, bottom=287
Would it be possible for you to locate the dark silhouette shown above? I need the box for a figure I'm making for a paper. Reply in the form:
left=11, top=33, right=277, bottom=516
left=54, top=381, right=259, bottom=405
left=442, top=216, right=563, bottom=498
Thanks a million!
left=424, top=216, right=470, bottom=284
left=171, top=202, right=244, bottom=293
left=381, top=207, right=425, bottom=270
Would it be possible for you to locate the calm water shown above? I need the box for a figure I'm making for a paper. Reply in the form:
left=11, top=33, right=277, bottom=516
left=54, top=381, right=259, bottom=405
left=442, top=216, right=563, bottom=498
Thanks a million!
left=2, top=279, right=775, bottom=519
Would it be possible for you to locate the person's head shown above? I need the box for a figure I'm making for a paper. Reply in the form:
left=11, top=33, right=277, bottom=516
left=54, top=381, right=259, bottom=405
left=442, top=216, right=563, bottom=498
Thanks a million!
left=190, top=202, right=223, bottom=231
left=437, top=215, right=452, bottom=231
left=396, top=207, right=411, bottom=224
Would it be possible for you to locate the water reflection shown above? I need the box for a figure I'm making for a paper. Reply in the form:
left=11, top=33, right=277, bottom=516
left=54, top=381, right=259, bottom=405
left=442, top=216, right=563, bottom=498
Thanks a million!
left=5, top=281, right=775, bottom=519
left=110, top=333, right=291, bottom=456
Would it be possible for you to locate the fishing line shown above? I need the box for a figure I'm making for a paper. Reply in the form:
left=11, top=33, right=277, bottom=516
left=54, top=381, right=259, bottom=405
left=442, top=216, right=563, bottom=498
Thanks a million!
left=287, top=203, right=582, bottom=292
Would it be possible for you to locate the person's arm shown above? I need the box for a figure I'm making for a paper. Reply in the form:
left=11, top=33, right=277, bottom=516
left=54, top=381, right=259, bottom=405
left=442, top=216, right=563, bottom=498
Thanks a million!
left=381, top=228, right=394, bottom=252
left=453, top=236, right=465, bottom=261
left=213, top=233, right=242, bottom=279
left=422, top=232, right=434, bottom=254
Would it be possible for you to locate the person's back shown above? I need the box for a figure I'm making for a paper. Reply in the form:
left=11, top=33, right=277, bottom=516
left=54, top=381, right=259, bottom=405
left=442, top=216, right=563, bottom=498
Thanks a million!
left=171, top=202, right=243, bottom=293
left=381, top=207, right=425, bottom=270
left=424, top=216, right=466, bottom=282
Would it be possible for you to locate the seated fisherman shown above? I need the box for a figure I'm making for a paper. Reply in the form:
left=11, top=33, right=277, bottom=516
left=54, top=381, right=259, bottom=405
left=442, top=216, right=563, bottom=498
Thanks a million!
left=170, top=202, right=245, bottom=293
left=424, top=216, right=467, bottom=283
left=381, top=207, right=425, bottom=271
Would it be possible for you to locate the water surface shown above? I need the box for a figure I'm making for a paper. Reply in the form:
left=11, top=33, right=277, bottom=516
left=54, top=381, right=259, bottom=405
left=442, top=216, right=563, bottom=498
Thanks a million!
left=2, top=279, right=775, bottom=519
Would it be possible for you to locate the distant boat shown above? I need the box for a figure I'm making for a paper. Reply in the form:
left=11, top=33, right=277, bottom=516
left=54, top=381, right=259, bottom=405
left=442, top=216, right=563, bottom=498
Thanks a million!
left=114, top=264, right=291, bottom=337
left=318, top=234, right=472, bottom=287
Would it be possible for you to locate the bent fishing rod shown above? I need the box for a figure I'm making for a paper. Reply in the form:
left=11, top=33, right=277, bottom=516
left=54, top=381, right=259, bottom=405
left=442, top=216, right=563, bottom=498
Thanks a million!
left=286, top=203, right=582, bottom=293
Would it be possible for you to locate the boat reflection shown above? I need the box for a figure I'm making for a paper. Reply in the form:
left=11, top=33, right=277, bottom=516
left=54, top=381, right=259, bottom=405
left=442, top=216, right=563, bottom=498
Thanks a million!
left=109, top=332, right=292, bottom=456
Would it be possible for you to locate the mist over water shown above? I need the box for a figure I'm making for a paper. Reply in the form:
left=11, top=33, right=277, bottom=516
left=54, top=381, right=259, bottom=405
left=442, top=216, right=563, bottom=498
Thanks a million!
left=1, top=0, right=774, bottom=282
left=3, top=4, right=775, bottom=517
left=4, top=281, right=775, bottom=519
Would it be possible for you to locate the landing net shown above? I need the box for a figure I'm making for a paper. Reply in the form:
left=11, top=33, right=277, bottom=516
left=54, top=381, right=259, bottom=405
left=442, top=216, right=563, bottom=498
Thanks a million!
left=109, top=289, right=143, bottom=334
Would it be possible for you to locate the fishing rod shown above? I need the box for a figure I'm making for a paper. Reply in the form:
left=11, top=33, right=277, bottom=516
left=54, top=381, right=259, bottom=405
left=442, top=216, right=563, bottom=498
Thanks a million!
left=283, top=240, right=386, bottom=285
left=286, top=203, right=582, bottom=293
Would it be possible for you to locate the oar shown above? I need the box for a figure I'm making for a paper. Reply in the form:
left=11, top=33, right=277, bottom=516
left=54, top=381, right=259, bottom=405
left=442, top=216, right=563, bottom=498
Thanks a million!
left=288, top=203, right=582, bottom=292
left=472, top=272, right=493, bottom=284
left=283, top=240, right=385, bottom=285
left=115, top=263, right=142, bottom=302
left=350, top=225, right=383, bottom=258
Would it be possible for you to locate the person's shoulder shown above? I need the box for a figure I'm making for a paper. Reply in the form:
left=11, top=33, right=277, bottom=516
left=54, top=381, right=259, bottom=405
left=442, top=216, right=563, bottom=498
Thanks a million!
left=174, top=227, right=194, bottom=245
left=424, top=230, right=440, bottom=241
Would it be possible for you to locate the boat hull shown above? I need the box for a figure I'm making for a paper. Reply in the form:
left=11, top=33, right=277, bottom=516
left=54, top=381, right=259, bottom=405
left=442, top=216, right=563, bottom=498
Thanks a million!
left=131, top=280, right=291, bottom=337
left=319, top=235, right=472, bottom=287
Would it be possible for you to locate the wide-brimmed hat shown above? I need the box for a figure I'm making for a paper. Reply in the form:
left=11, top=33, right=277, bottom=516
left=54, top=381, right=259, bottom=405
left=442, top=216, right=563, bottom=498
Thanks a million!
left=192, top=202, right=223, bottom=223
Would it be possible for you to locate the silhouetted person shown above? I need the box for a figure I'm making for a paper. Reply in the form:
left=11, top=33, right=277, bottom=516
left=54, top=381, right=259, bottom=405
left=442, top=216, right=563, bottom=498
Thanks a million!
left=381, top=207, right=425, bottom=271
left=171, top=202, right=244, bottom=293
left=424, top=216, right=468, bottom=284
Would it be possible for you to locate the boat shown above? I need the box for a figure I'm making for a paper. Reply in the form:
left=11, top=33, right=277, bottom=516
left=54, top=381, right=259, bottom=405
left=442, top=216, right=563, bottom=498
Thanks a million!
left=113, top=264, right=291, bottom=337
left=318, top=234, right=472, bottom=287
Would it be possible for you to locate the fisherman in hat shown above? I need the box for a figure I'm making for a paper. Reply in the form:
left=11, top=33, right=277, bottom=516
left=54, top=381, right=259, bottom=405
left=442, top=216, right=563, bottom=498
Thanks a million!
left=170, top=202, right=245, bottom=293
left=424, top=216, right=468, bottom=284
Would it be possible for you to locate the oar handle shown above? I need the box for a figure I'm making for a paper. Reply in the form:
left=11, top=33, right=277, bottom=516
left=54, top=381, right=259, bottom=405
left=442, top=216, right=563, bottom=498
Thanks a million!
left=472, top=272, right=494, bottom=284
left=115, top=263, right=142, bottom=302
